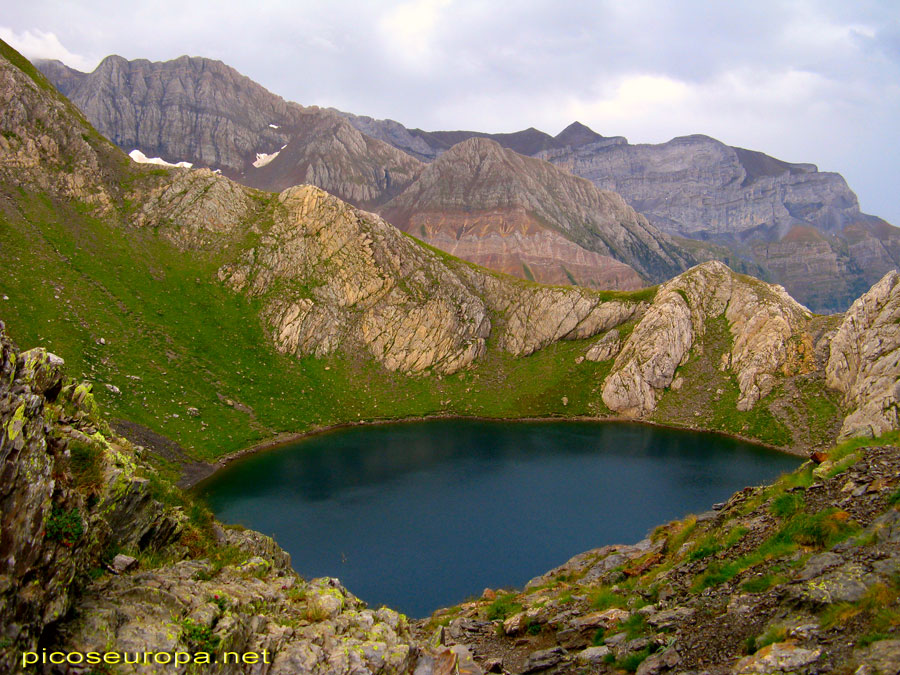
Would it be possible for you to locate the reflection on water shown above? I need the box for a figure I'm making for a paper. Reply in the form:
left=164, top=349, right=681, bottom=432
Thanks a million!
left=198, top=420, right=799, bottom=617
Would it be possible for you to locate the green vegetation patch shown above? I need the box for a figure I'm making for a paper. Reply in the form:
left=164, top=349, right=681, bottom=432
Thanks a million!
left=652, top=314, right=791, bottom=447
left=45, top=504, right=83, bottom=546
left=694, top=507, right=859, bottom=591
left=485, top=593, right=522, bottom=621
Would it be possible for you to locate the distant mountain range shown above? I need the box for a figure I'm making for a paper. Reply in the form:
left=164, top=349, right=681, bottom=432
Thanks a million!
left=38, top=55, right=900, bottom=311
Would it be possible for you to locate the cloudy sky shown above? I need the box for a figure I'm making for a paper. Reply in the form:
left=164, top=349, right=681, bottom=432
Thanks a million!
left=3, top=0, right=899, bottom=223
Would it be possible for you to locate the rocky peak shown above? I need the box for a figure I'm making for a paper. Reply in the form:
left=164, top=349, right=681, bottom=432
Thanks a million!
left=602, top=261, right=814, bottom=416
left=554, top=120, right=604, bottom=148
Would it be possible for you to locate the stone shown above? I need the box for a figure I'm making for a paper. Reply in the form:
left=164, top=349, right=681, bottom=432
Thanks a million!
left=521, top=647, right=567, bottom=673
left=636, top=646, right=680, bottom=675
left=570, top=608, right=630, bottom=630
left=110, top=554, right=138, bottom=573
left=858, top=639, right=900, bottom=675
left=797, top=552, right=844, bottom=581
left=732, top=641, right=821, bottom=673
left=503, top=612, right=527, bottom=635
left=15, top=348, right=65, bottom=397
left=786, top=563, right=877, bottom=606
left=576, top=645, right=611, bottom=665
left=647, top=606, right=694, bottom=630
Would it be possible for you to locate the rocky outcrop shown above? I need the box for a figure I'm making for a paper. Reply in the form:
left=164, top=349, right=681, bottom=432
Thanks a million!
left=0, top=319, right=434, bottom=674
left=58, top=544, right=418, bottom=675
left=459, top=269, right=646, bottom=357
left=826, top=270, right=900, bottom=439
left=0, top=323, right=182, bottom=670
left=0, top=43, right=119, bottom=209
left=380, top=138, right=694, bottom=286
left=602, top=261, right=813, bottom=416
left=214, top=184, right=647, bottom=373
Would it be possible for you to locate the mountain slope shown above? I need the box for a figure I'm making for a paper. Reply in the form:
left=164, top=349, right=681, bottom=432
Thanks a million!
left=36, top=55, right=424, bottom=209
left=379, top=137, right=693, bottom=287
left=339, top=114, right=899, bottom=313
left=35, top=55, right=696, bottom=290
left=537, top=132, right=900, bottom=312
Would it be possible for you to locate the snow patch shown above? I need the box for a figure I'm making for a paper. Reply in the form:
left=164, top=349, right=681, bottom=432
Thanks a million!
left=252, top=150, right=280, bottom=168
left=129, top=149, right=192, bottom=168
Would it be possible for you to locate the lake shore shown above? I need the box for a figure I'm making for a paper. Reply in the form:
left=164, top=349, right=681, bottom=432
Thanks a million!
left=183, top=413, right=808, bottom=490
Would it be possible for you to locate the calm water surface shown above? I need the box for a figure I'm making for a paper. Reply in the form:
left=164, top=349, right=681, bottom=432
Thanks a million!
left=197, top=420, right=799, bottom=617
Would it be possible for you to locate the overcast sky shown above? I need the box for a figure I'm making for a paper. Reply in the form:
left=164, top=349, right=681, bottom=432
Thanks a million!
left=2, top=0, right=899, bottom=223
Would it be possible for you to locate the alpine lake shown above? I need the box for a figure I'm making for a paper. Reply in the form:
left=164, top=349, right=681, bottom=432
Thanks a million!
left=196, top=419, right=800, bottom=618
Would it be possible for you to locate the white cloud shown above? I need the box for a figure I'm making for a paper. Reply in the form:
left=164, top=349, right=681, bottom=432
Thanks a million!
left=377, top=0, right=452, bottom=71
left=0, top=26, right=98, bottom=72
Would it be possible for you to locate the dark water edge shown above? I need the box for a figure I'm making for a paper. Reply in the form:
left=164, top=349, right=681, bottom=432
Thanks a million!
left=197, top=419, right=800, bottom=618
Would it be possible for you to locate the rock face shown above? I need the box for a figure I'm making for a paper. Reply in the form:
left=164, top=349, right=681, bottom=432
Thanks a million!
left=380, top=137, right=693, bottom=286
left=537, top=133, right=900, bottom=313
left=601, top=261, right=813, bottom=416
left=826, top=270, right=900, bottom=439
left=0, top=321, right=428, bottom=674
left=0, top=322, right=183, bottom=670
left=219, top=184, right=492, bottom=373
left=0, top=44, right=118, bottom=209
left=214, top=183, right=647, bottom=373
left=36, top=55, right=423, bottom=209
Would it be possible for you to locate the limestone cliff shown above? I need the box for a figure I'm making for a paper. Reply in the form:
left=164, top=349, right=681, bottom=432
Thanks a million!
left=826, top=270, right=900, bottom=439
left=602, top=262, right=814, bottom=417
left=35, top=55, right=423, bottom=209
left=213, top=183, right=648, bottom=373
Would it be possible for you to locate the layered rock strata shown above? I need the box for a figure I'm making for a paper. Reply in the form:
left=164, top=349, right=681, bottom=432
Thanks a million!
left=826, top=270, right=900, bottom=439
left=602, top=261, right=814, bottom=416
left=380, top=137, right=693, bottom=286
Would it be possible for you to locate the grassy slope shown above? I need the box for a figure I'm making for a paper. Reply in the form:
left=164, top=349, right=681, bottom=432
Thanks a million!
left=0, top=183, right=627, bottom=460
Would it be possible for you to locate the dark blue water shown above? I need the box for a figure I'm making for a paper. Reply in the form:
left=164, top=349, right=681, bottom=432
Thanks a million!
left=197, top=420, right=799, bottom=617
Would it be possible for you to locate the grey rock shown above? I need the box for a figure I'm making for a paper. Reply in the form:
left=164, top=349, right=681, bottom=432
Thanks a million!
left=647, top=606, right=695, bottom=630
left=797, top=552, right=844, bottom=581
left=576, top=645, right=611, bottom=665
left=521, top=646, right=567, bottom=673
left=110, top=554, right=138, bottom=573
left=636, top=646, right=681, bottom=675
left=858, top=639, right=900, bottom=675
left=826, top=271, right=900, bottom=439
